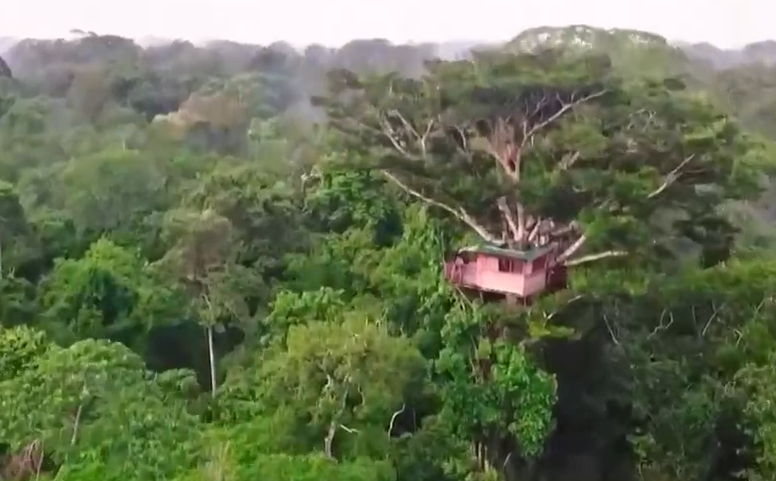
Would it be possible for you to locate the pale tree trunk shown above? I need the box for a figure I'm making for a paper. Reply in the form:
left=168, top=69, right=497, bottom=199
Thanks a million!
left=202, top=292, right=218, bottom=395
left=207, top=325, right=217, bottom=394
left=324, top=421, right=337, bottom=459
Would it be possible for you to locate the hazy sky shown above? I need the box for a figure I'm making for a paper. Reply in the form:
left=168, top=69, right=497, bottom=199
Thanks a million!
left=0, top=0, right=770, bottom=48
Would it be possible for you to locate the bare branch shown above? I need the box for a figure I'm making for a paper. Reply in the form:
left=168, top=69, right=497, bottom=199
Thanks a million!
left=514, top=89, right=608, bottom=171
left=502, top=452, right=514, bottom=474
left=700, top=302, right=721, bottom=338
left=559, top=151, right=581, bottom=170
left=339, top=424, right=359, bottom=434
left=497, top=197, right=522, bottom=242
left=603, top=313, right=620, bottom=345
left=380, top=120, right=410, bottom=157
left=71, top=403, right=84, bottom=447
left=647, top=310, right=675, bottom=340
left=557, top=228, right=627, bottom=266
left=515, top=203, right=526, bottom=242
left=563, top=250, right=627, bottom=267
left=556, top=234, right=587, bottom=264
left=527, top=217, right=543, bottom=243
left=387, top=110, right=420, bottom=140
left=547, top=223, right=576, bottom=240
left=647, top=154, right=695, bottom=200
left=381, top=170, right=504, bottom=245
left=526, top=90, right=608, bottom=141
left=419, top=120, right=436, bottom=155
left=387, top=404, right=406, bottom=437
left=480, top=90, right=606, bottom=182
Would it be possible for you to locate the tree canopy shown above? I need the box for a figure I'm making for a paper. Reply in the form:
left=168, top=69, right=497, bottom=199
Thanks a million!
left=1, top=25, right=776, bottom=481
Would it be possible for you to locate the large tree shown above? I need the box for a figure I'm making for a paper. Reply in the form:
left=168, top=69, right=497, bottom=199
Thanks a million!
left=315, top=50, right=761, bottom=268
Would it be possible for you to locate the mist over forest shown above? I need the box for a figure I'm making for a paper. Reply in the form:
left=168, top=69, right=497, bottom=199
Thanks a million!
left=2, top=24, right=776, bottom=481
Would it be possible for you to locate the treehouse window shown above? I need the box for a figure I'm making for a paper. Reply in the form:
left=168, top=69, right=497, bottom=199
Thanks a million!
left=498, top=258, right=521, bottom=273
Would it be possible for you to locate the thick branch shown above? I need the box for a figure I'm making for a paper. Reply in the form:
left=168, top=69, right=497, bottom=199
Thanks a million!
left=381, top=170, right=504, bottom=245
left=527, top=217, right=543, bottom=243
left=547, top=222, right=576, bottom=240
left=515, top=203, right=526, bottom=242
left=556, top=232, right=586, bottom=263
left=647, top=154, right=695, bottom=200
left=557, top=233, right=627, bottom=266
left=497, top=197, right=523, bottom=243
left=564, top=250, right=627, bottom=267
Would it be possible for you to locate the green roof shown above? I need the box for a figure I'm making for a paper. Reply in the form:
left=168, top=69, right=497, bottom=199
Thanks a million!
left=458, top=244, right=555, bottom=261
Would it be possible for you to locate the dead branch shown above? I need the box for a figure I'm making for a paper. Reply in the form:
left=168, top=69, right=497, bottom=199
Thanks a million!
left=381, top=170, right=504, bottom=245
left=647, top=154, right=695, bottom=200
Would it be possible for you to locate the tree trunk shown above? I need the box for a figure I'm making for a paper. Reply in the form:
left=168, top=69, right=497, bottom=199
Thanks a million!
left=207, top=325, right=217, bottom=394
left=324, top=421, right=337, bottom=458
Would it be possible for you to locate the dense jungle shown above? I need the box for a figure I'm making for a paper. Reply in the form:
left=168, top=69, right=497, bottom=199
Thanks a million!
left=3, top=25, right=776, bottom=480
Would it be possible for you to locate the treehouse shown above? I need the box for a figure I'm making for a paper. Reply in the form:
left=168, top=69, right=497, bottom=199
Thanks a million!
left=443, top=244, right=568, bottom=301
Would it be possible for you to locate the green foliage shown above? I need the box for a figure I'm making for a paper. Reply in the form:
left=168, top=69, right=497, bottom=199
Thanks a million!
left=0, top=325, right=49, bottom=379
left=438, top=304, right=557, bottom=458
left=2, top=26, right=776, bottom=481
left=40, top=238, right=183, bottom=345
left=0, top=334, right=201, bottom=479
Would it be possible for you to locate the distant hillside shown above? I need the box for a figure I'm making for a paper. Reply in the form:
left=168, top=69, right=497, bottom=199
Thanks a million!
left=505, top=25, right=776, bottom=73
left=681, top=40, right=776, bottom=68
